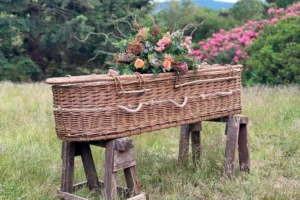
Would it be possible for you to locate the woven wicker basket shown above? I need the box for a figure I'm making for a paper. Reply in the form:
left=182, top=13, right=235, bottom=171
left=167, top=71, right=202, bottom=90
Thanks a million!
left=45, top=65, right=242, bottom=141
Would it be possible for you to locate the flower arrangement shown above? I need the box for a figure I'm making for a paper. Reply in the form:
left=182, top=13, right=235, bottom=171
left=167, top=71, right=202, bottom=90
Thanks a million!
left=108, top=23, right=198, bottom=76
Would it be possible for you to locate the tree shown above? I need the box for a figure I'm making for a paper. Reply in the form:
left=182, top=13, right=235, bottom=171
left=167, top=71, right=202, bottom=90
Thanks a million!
left=230, top=0, right=265, bottom=23
left=155, top=0, right=237, bottom=41
left=266, top=0, right=299, bottom=8
left=0, top=0, right=152, bottom=81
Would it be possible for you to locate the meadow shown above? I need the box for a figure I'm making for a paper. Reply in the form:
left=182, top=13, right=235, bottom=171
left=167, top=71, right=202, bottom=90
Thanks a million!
left=0, top=82, right=300, bottom=200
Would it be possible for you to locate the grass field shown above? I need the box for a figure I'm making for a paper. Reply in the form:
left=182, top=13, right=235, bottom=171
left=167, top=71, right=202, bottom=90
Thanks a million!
left=0, top=82, right=300, bottom=200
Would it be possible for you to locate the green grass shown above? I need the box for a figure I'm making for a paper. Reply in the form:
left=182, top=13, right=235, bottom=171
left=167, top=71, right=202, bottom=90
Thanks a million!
left=1, top=82, right=300, bottom=199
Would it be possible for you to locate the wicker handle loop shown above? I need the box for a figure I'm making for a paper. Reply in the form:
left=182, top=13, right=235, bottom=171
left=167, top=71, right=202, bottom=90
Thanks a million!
left=116, top=73, right=151, bottom=94
left=117, top=103, right=143, bottom=113
left=216, top=90, right=233, bottom=96
left=175, top=76, right=239, bottom=88
left=169, top=97, right=188, bottom=108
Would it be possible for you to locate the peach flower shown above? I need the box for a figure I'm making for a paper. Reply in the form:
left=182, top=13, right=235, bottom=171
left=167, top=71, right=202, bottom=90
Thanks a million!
left=164, top=54, right=173, bottom=62
left=134, top=58, right=145, bottom=69
left=163, top=60, right=172, bottom=71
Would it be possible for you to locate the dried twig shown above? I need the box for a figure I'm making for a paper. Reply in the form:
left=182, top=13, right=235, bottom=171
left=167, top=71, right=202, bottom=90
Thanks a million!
left=88, top=50, right=115, bottom=61
left=73, top=32, right=123, bottom=44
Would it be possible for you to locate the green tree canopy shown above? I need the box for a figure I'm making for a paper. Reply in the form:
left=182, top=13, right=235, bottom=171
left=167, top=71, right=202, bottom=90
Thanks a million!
left=230, top=0, right=265, bottom=23
left=155, top=0, right=237, bottom=41
left=0, top=0, right=152, bottom=81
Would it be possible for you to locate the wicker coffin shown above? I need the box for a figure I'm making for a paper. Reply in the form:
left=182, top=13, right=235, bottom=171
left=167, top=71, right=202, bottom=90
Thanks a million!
left=45, top=65, right=242, bottom=141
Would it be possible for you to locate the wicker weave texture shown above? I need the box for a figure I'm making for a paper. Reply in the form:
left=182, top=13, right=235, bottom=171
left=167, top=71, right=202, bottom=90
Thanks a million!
left=46, top=65, right=243, bottom=141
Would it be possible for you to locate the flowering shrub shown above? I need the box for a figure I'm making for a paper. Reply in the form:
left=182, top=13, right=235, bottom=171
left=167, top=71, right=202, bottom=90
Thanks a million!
left=109, top=24, right=198, bottom=76
left=244, top=17, right=300, bottom=85
left=190, top=3, right=300, bottom=65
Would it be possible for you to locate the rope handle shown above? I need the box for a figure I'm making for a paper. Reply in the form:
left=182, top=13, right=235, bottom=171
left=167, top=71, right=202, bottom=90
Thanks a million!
left=117, top=103, right=143, bottom=113
left=216, top=90, right=233, bottom=96
left=169, top=97, right=188, bottom=108
left=175, top=76, right=239, bottom=88
left=114, top=73, right=151, bottom=95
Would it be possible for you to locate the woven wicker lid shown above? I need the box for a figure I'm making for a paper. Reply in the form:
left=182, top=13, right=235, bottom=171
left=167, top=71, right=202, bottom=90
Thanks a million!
left=45, top=64, right=242, bottom=85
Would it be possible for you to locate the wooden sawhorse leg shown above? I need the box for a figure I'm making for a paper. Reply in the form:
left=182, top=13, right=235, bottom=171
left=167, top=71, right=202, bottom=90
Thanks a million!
left=104, top=138, right=142, bottom=200
left=58, top=137, right=148, bottom=200
left=178, top=115, right=250, bottom=177
left=178, top=122, right=202, bottom=167
left=224, top=115, right=250, bottom=177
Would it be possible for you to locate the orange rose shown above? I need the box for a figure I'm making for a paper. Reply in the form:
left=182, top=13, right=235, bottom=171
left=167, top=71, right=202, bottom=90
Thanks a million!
left=163, top=60, right=172, bottom=71
left=164, top=54, right=173, bottom=62
left=134, top=58, right=145, bottom=69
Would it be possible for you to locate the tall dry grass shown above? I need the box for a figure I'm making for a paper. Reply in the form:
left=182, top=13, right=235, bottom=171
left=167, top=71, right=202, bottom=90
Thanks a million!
left=0, top=82, right=300, bottom=199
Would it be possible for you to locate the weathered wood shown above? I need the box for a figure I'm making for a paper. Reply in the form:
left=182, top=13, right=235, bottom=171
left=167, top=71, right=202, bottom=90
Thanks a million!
left=105, top=140, right=117, bottom=200
left=191, top=131, right=201, bottom=163
left=178, top=124, right=190, bottom=167
left=113, top=148, right=136, bottom=172
left=236, top=115, right=248, bottom=124
left=191, top=122, right=202, bottom=163
left=61, top=142, right=76, bottom=193
left=206, top=116, right=229, bottom=123
left=115, top=137, right=134, bottom=152
left=124, top=167, right=141, bottom=197
left=224, top=116, right=240, bottom=177
left=90, top=141, right=106, bottom=148
left=57, top=191, right=89, bottom=200
left=79, top=143, right=100, bottom=190
left=190, top=122, right=202, bottom=132
left=127, top=192, right=149, bottom=200
left=238, top=123, right=250, bottom=173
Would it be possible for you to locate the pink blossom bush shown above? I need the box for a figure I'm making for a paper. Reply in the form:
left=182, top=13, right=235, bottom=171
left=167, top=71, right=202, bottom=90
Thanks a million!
left=191, top=3, right=300, bottom=64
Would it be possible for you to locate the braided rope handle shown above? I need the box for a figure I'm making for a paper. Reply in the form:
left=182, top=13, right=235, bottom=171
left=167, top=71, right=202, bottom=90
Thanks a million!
left=168, top=97, right=188, bottom=108
left=117, top=103, right=143, bottom=113
left=216, top=90, right=233, bottom=96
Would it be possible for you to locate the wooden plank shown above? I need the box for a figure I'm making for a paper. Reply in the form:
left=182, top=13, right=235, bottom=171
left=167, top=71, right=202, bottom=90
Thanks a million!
left=79, top=143, right=100, bottom=190
left=115, top=137, right=134, bottom=152
left=206, top=116, right=229, bottom=123
left=73, top=181, right=88, bottom=192
left=191, top=131, right=201, bottom=163
left=113, top=148, right=136, bottom=172
left=105, top=140, right=117, bottom=200
left=61, top=141, right=75, bottom=193
left=191, top=122, right=201, bottom=163
left=124, top=167, right=141, bottom=197
left=127, top=192, right=149, bottom=200
left=190, top=122, right=202, bottom=132
left=57, top=190, right=89, bottom=200
left=238, top=123, right=250, bottom=173
left=224, top=116, right=240, bottom=177
left=238, top=115, right=248, bottom=124
left=90, top=141, right=106, bottom=148
left=178, top=124, right=190, bottom=167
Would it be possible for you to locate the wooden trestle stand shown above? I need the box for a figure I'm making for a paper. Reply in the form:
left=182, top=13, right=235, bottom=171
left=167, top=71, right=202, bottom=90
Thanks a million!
left=57, top=115, right=250, bottom=199
left=178, top=114, right=250, bottom=177
left=57, top=137, right=148, bottom=200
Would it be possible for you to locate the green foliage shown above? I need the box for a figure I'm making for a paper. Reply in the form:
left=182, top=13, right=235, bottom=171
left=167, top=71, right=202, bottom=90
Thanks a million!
left=0, top=0, right=152, bottom=81
left=266, top=0, right=299, bottom=8
left=245, top=17, right=300, bottom=85
left=230, top=0, right=265, bottom=23
left=0, top=56, right=41, bottom=82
